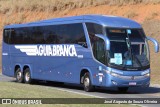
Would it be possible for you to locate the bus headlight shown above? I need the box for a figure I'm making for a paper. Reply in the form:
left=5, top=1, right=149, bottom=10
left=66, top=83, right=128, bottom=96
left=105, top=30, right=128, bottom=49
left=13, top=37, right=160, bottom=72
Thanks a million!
left=110, top=72, right=120, bottom=77
left=141, top=69, right=150, bottom=75
left=144, top=73, right=150, bottom=77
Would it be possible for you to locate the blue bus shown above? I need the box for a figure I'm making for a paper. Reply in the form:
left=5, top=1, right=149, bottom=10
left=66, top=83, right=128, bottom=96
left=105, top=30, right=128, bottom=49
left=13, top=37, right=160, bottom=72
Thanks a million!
left=2, top=15, right=159, bottom=92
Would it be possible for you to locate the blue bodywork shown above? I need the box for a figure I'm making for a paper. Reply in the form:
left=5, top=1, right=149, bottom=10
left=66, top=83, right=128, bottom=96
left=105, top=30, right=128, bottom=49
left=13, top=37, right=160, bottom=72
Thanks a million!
left=2, top=15, right=150, bottom=88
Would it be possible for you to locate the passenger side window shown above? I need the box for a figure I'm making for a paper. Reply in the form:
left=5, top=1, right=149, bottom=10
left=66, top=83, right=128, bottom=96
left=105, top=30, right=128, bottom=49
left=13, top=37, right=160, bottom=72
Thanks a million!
left=56, top=23, right=87, bottom=47
left=92, top=36, right=106, bottom=64
left=86, top=23, right=106, bottom=64
left=3, top=29, right=10, bottom=44
left=86, top=23, right=103, bottom=46
left=30, top=27, right=44, bottom=44
left=44, top=26, right=58, bottom=44
left=8, top=23, right=87, bottom=47
left=10, top=28, right=25, bottom=44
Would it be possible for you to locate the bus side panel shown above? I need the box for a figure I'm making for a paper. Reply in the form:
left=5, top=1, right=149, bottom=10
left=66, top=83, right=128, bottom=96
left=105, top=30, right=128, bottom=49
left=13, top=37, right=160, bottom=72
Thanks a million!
left=8, top=45, right=33, bottom=77
left=30, top=45, right=107, bottom=85
left=2, top=42, right=13, bottom=77
left=32, top=45, right=87, bottom=83
left=9, top=44, right=107, bottom=86
left=81, top=59, right=107, bottom=86
left=32, top=56, right=80, bottom=83
left=73, top=46, right=107, bottom=86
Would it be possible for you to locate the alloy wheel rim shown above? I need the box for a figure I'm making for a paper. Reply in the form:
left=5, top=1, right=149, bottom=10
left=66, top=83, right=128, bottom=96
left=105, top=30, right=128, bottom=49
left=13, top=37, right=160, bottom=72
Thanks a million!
left=25, top=72, right=30, bottom=82
left=84, top=77, right=89, bottom=88
left=17, top=71, right=22, bottom=80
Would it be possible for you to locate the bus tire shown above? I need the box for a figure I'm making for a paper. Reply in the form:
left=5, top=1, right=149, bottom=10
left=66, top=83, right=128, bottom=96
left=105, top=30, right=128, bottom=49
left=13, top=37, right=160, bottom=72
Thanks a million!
left=118, top=87, right=129, bottom=93
left=83, top=72, right=94, bottom=92
left=15, top=68, right=23, bottom=83
left=24, top=68, right=32, bottom=84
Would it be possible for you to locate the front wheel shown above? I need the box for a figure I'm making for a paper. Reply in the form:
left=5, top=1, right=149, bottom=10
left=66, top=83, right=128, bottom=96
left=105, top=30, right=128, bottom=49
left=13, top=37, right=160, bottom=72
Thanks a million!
left=24, top=68, right=32, bottom=84
left=118, top=87, right=129, bottom=93
left=83, top=73, right=94, bottom=92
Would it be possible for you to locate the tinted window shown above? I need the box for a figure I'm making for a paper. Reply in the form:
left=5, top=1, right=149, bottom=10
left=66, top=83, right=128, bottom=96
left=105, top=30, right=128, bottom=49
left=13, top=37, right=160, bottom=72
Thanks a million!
left=128, top=29, right=145, bottom=42
left=55, top=24, right=86, bottom=46
left=10, top=27, right=46, bottom=44
left=3, top=29, right=10, bottom=44
left=10, top=28, right=27, bottom=44
left=86, top=23, right=106, bottom=64
left=86, top=23, right=103, bottom=46
left=92, top=37, right=106, bottom=64
left=9, top=23, right=87, bottom=47
left=31, top=27, right=44, bottom=44
left=43, top=26, right=58, bottom=44
left=86, top=23, right=103, bottom=35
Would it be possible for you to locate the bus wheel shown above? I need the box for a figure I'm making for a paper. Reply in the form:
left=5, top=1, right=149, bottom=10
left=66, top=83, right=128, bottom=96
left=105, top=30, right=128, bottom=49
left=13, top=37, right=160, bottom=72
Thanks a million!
left=15, top=68, right=23, bottom=83
left=118, top=87, right=129, bottom=93
left=24, top=68, right=32, bottom=84
left=83, top=73, right=94, bottom=92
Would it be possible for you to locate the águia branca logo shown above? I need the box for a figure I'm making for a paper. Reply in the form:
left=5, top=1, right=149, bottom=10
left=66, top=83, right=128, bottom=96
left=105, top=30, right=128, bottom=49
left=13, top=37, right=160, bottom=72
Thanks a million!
left=15, top=45, right=77, bottom=57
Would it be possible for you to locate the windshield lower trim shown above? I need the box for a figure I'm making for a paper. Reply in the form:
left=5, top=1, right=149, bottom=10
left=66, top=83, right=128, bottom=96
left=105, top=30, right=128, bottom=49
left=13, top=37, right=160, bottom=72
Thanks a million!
left=108, top=63, right=150, bottom=71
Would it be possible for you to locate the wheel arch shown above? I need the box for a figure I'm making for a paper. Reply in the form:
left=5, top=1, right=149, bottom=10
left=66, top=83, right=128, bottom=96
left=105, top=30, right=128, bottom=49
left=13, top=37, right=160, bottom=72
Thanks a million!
left=80, top=67, right=93, bottom=84
left=23, top=64, right=33, bottom=78
left=14, top=64, right=22, bottom=77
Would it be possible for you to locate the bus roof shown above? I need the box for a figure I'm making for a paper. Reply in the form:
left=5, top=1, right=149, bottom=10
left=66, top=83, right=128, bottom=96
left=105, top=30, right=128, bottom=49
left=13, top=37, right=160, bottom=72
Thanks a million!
left=4, top=14, right=142, bottom=29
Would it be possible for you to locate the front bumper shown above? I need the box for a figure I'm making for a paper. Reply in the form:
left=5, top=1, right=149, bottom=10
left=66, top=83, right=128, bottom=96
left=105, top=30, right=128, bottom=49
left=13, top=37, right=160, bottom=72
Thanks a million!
left=105, top=74, right=150, bottom=87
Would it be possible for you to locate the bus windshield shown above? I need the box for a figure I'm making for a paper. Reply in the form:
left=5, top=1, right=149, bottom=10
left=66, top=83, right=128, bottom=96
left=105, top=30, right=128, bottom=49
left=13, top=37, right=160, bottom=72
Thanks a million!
left=106, top=28, right=150, bottom=70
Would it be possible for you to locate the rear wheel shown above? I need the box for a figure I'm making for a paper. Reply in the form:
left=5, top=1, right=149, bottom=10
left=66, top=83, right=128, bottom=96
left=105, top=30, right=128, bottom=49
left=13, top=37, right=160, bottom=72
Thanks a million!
left=24, top=68, right=32, bottom=84
left=118, top=87, right=129, bottom=93
left=15, top=68, right=23, bottom=83
left=83, top=73, right=94, bottom=92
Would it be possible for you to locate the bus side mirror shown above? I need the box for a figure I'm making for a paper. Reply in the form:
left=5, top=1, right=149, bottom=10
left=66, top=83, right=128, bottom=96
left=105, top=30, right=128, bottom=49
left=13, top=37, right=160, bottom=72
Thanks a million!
left=95, top=34, right=110, bottom=51
left=147, top=36, right=159, bottom=53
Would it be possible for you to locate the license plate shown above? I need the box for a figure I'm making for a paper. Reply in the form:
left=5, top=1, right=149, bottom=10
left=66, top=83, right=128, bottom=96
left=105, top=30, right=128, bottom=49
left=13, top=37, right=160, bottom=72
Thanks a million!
left=129, top=82, right=136, bottom=85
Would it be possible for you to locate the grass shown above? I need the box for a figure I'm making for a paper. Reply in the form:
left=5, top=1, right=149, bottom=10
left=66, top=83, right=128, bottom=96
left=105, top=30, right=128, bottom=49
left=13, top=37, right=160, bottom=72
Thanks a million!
left=0, top=82, right=87, bottom=98
left=0, top=82, right=137, bottom=107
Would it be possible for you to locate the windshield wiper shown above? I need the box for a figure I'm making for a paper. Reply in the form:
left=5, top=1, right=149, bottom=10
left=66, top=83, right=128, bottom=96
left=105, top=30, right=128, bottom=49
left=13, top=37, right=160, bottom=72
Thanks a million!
left=126, top=37, right=142, bottom=68
left=132, top=54, right=142, bottom=68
